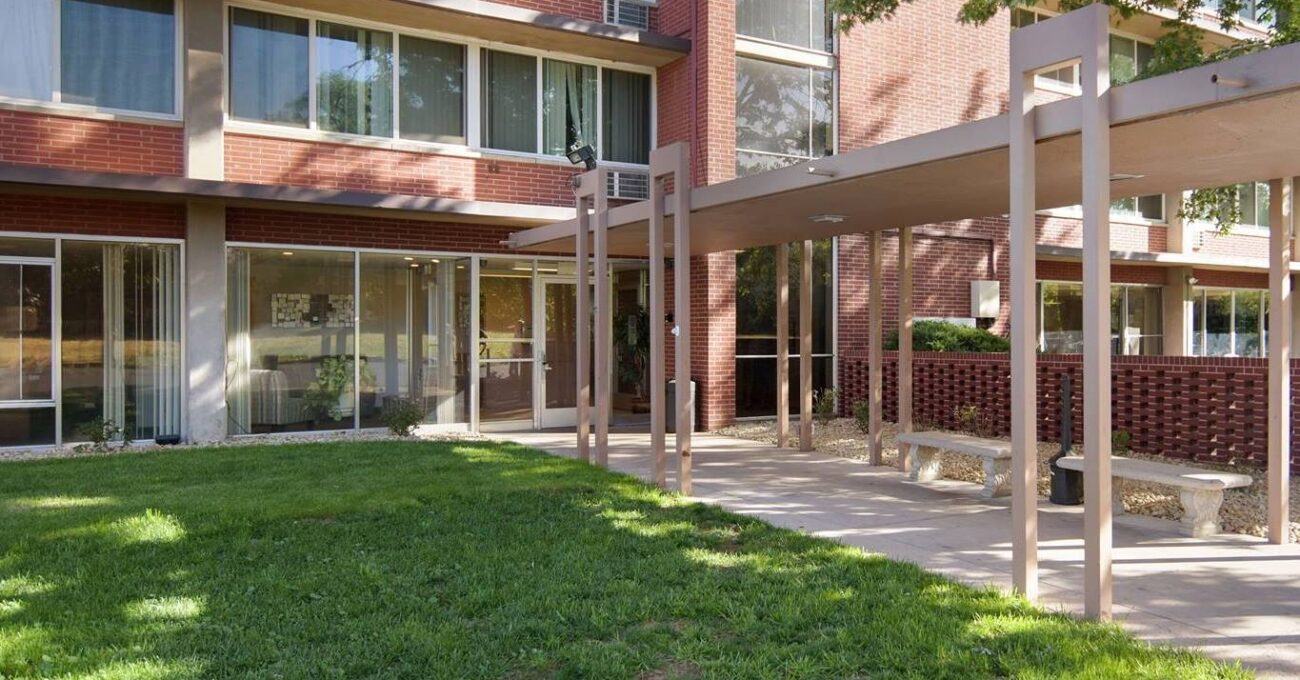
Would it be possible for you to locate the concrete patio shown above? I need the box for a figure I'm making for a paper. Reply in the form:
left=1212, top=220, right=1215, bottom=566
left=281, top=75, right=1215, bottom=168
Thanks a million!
left=506, top=430, right=1300, bottom=677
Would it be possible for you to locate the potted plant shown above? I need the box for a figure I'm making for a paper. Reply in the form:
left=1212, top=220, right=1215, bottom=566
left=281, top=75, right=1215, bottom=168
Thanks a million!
left=615, top=304, right=651, bottom=405
left=304, top=356, right=375, bottom=422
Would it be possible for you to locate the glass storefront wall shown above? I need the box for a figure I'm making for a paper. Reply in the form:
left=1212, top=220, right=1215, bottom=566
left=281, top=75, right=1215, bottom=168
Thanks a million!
left=734, top=240, right=835, bottom=418
left=0, top=236, right=181, bottom=448
left=1039, top=282, right=1163, bottom=355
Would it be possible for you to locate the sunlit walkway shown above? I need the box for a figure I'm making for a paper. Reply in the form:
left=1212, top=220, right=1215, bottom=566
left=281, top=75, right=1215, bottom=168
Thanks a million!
left=506, top=431, right=1300, bottom=677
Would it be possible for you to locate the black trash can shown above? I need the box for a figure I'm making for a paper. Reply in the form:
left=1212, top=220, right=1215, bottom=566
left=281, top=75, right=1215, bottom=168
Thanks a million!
left=665, top=379, right=696, bottom=434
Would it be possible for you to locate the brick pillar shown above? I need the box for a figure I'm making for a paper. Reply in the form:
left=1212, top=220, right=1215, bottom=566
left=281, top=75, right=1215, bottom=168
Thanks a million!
left=690, top=251, right=736, bottom=430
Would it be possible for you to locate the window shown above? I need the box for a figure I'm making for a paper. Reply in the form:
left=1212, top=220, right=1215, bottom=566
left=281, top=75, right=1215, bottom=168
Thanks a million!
left=736, top=56, right=834, bottom=177
left=542, top=59, right=597, bottom=157
left=1011, top=10, right=1153, bottom=90
left=1010, top=9, right=1078, bottom=89
left=734, top=241, right=835, bottom=418
left=1038, top=282, right=1163, bottom=355
left=399, top=36, right=466, bottom=144
left=316, top=22, right=394, bottom=137
left=737, top=0, right=833, bottom=52
left=1110, top=194, right=1165, bottom=221
left=0, top=0, right=176, bottom=115
left=229, top=8, right=309, bottom=126
left=478, top=259, right=534, bottom=423
left=481, top=50, right=538, bottom=153
left=1190, top=288, right=1267, bottom=357
left=602, top=69, right=652, bottom=164
left=1235, top=181, right=1271, bottom=228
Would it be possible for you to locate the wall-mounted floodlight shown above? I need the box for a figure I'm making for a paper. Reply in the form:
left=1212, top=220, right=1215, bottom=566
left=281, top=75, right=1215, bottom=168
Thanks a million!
left=566, top=142, right=597, bottom=170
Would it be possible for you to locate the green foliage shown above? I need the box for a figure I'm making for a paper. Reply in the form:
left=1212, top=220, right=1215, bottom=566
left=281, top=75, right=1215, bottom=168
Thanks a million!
left=380, top=398, right=426, bottom=437
left=74, top=417, right=125, bottom=454
left=304, top=356, right=376, bottom=421
left=1113, top=429, right=1133, bottom=454
left=814, top=387, right=838, bottom=424
left=1180, top=185, right=1244, bottom=235
left=0, top=441, right=1246, bottom=678
left=853, top=399, right=872, bottom=434
left=885, top=320, right=1010, bottom=352
left=615, top=304, right=651, bottom=395
left=955, top=403, right=998, bottom=437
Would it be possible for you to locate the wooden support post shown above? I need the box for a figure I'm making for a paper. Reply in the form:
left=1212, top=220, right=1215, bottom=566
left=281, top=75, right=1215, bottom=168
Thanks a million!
left=671, top=146, right=693, bottom=495
left=868, top=230, right=883, bottom=465
left=1080, top=11, right=1113, bottom=620
left=799, top=240, right=814, bottom=452
left=592, top=167, right=611, bottom=468
left=575, top=180, right=592, bottom=463
left=648, top=152, right=670, bottom=488
left=1268, top=177, right=1294, bottom=544
left=897, top=226, right=914, bottom=472
left=776, top=242, right=790, bottom=449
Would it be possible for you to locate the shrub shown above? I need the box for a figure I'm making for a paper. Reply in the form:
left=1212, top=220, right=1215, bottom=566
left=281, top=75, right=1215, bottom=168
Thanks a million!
left=1112, top=430, right=1132, bottom=455
left=380, top=399, right=425, bottom=437
left=853, top=399, right=871, bottom=434
left=75, top=417, right=125, bottom=454
left=885, top=320, right=1009, bottom=353
left=814, top=388, right=837, bottom=424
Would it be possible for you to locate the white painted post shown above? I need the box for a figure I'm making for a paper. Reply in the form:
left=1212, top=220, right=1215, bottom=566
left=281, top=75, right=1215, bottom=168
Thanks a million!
left=898, top=226, right=914, bottom=472
left=672, top=146, right=693, bottom=495
left=777, top=242, right=790, bottom=449
left=800, top=240, right=814, bottom=452
left=869, top=230, right=884, bottom=465
left=1268, top=177, right=1293, bottom=544
left=593, top=167, right=611, bottom=468
left=1080, top=8, right=1113, bottom=621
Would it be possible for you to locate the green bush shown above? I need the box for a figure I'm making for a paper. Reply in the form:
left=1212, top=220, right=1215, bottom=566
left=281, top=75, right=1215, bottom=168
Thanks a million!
left=380, top=399, right=425, bottom=437
left=885, top=320, right=1009, bottom=353
left=814, top=388, right=837, bottom=424
left=852, top=400, right=870, bottom=434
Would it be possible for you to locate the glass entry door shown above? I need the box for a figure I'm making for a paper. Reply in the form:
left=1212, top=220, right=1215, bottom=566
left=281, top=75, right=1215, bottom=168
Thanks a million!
left=0, top=259, right=56, bottom=447
left=538, top=279, right=581, bottom=428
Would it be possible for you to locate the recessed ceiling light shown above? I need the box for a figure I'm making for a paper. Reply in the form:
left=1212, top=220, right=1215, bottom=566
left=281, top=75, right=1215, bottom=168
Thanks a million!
left=404, top=256, right=414, bottom=261
left=281, top=251, right=294, bottom=256
left=809, top=214, right=846, bottom=224
left=1109, top=173, right=1145, bottom=182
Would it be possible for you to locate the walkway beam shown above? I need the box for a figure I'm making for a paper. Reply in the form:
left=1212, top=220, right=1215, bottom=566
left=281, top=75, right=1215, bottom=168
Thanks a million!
left=869, top=230, right=884, bottom=465
left=572, top=171, right=600, bottom=463
left=777, top=242, right=791, bottom=449
left=897, top=226, right=914, bottom=472
left=668, top=144, right=693, bottom=494
left=1268, top=177, right=1294, bottom=544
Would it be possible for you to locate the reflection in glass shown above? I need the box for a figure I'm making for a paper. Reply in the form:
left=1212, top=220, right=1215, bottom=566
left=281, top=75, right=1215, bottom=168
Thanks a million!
left=317, top=22, right=393, bottom=137
left=602, top=69, right=651, bottom=164
left=61, top=0, right=175, bottom=113
left=736, top=356, right=833, bottom=419
left=230, top=8, right=309, bottom=126
left=481, top=50, right=537, bottom=153
left=1, top=262, right=53, bottom=402
left=736, top=0, right=831, bottom=51
left=735, top=56, right=833, bottom=177
left=226, top=248, right=356, bottom=434
left=60, top=242, right=182, bottom=441
left=399, top=35, right=465, bottom=143
left=1203, top=290, right=1234, bottom=356
left=479, top=259, right=534, bottom=423
left=545, top=281, right=578, bottom=410
left=359, top=255, right=469, bottom=428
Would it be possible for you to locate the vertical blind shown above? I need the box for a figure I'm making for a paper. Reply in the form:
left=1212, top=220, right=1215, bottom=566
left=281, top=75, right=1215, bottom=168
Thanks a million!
left=399, top=36, right=466, bottom=144
left=61, top=0, right=175, bottom=113
left=0, top=0, right=54, bottom=101
left=481, top=50, right=537, bottom=153
left=316, top=22, right=394, bottom=137
left=602, top=70, right=650, bottom=164
left=230, top=8, right=309, bottom=125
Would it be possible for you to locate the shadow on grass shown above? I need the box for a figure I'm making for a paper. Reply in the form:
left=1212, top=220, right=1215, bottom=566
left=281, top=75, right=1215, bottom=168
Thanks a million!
left=0, top=441, right=1249, bottom=679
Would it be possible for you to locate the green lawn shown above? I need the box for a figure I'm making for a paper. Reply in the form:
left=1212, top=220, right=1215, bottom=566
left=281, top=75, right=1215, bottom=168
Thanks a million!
left=0, top=441, right=1247, bottom=679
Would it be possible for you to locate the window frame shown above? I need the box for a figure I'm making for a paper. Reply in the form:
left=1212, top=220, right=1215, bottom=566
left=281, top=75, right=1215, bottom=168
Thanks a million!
left=0, top=0, right=183, bottom=121
left=734, top=37, right=838, bottom=177
left=1188, top=285, right=1268, bottom=357
left=224, top=1, right=656, bottom=169
left=1036, top=279, right=1165, bottom=356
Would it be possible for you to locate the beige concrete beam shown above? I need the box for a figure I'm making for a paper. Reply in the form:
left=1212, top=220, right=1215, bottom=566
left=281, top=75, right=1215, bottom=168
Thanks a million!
left=799, top=240, right=814, bottom=452
left=868, top=230, right=883, bottom=465
left=592, top=168, right=611, bottom=467
left=897, top=227, right=914, bottom=472
left=184, top=0, right=224, bottom=181
left=185, top=202, right=227, bottom=442
left=777, top=242, right=790, bottom=449
left=574, top=177, right=594, bottom=463
left=1268, top=177, right=1294, bottom=544
left=1162, top=267, right=1191, bottom=356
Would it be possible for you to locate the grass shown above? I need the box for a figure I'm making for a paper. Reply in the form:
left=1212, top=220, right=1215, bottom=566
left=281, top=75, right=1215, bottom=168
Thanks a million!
left=0, top=440, right=1248, bottom=679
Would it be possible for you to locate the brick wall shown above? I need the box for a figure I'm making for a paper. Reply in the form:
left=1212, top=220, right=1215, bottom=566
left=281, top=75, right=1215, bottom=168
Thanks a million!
left=495, top=0, right=658, bottom=31
left=225, top=207, right=535, bottom=254
left=224, top=133, right=582, bottom=207
left=689, top=251, right=735, bottom=429
left=0, top=109, right=183, bottom=176
left=839, top=351, right=1300, bottom=468
left=0, top=195, right=185, bottom=239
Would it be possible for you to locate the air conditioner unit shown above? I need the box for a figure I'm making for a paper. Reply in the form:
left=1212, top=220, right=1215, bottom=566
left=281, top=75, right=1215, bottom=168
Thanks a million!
left=605, top=0, right=651, bottom=30
left=607, top=170, right=650, bottom=200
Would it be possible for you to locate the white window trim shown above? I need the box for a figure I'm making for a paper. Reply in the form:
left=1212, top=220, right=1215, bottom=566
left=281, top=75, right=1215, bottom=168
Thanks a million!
left=0, top=0, right=183, bottom=121
left=735, top=37, right=836, bottom=69
left=225, top=0, right=656, bottom=168
left=1188, top=285, right=1268, bottom=357
left=1036, top=279, right=1165, bottom=356
left=1038, top=200, right=1168, bottom=226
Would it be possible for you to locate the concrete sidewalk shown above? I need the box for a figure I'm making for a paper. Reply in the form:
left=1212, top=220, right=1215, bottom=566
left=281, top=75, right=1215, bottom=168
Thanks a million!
left=505, top=431, right=1300, bottom=677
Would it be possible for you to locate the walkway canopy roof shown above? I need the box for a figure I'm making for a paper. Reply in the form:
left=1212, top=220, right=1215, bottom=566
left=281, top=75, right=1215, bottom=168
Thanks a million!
left=511, top=42, right=1300, bottom=257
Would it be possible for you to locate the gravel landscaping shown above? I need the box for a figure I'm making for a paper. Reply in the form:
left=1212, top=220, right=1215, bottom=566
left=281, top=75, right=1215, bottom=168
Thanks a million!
left=717, top=417, right=1300, bottom=543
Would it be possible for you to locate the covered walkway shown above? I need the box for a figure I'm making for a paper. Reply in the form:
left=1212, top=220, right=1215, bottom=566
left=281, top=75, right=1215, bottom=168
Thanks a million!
left=507, top=430, right=1300, bottom=677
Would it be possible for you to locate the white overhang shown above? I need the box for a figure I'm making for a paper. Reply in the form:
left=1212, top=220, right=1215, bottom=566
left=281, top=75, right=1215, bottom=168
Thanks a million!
left=511, top=42, right=1300, bottom=257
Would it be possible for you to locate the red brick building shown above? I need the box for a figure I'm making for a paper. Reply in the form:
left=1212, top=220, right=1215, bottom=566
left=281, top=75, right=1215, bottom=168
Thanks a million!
left=0, top=0, right=1284, bottom=458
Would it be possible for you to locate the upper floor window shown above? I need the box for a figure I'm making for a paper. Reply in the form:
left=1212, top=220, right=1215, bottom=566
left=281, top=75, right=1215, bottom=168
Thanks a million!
left=229, top=8, right=651, bottom=164
left=0, top=0, right=176, bottom=115
left=737, top=0, right=833, bottom=52
left=1190, top=287, right=1266, bottom=357
left=735, top=56, right=833, bottom=177
left=1110, top=194, right=1165, bottom=221
left=1039, top=282, right=1163, bottom=355
left=1233, top=181, right=1271, bottom=228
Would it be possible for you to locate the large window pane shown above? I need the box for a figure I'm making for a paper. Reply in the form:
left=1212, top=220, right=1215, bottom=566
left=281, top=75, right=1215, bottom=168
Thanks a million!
left=359, top=254, right=469, bottom=428
left=482, top=50, right=537, bottom=153
left=226, top=248, right=356, bottom=434
left=61, top=0, right=175, bottom=113
left=317, top=22, right=393, bottom=137
left=736, top=0, right=831, bottom=51
left=479, top=259, right=534, bottom=423
left=0, top=409, right=55, bottom=447
left=0, top=263, right=53, bottom=402
left=229, top=8, right=309, bottom=126
left=736, top=56, right=832, bottom=177
left=0, top=0, right=54, bottom=101
left=1121, top=285, right=1162, bottom=355
left=61, top=242, right=182, bottom=442
left=542, top=59, right=596, bottom=157
left=1203, top=290, right=1233, bottom=356
left=736, top=356, right=833, bottom=419
left=398, top=36, right=465, bottom=144
left=602, top=69, right=651, bottom=164
left=1235, top=291, right=1263, bottom=357
left=1040, top=282, right=1084, bottom=353
left=735, top=241, right=833, bottom=356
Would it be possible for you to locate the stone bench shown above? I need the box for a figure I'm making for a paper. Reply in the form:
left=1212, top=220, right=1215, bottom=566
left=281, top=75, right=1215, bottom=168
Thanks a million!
left=1055, top=456, right=1253, bottom=538
left=897, top=431, right=1012, bottom=499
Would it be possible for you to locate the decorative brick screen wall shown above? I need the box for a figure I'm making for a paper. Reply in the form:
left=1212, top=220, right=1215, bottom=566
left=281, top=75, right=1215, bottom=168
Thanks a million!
left=840, top=352, right=1300, bottom=468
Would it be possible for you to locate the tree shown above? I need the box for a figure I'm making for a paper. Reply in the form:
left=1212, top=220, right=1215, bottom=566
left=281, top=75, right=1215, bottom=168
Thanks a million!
left=828, top=0, right=1300, bottom=232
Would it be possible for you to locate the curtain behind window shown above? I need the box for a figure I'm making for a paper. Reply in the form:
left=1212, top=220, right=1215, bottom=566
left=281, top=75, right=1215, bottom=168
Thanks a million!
left=481, top=50, right=537, bottom=153
left=229, top=8, right=309, bottom=125
left=0, top=0, right=54, bottom=101
left=399, top=36, right=465, bottom=144
left=542, top=59, right=596, bottom=157
left=316, top=22, right=393, bottom=137
left=61, top=0, right=175, bottom=113
left=602, top=69, right=649, bottom=164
